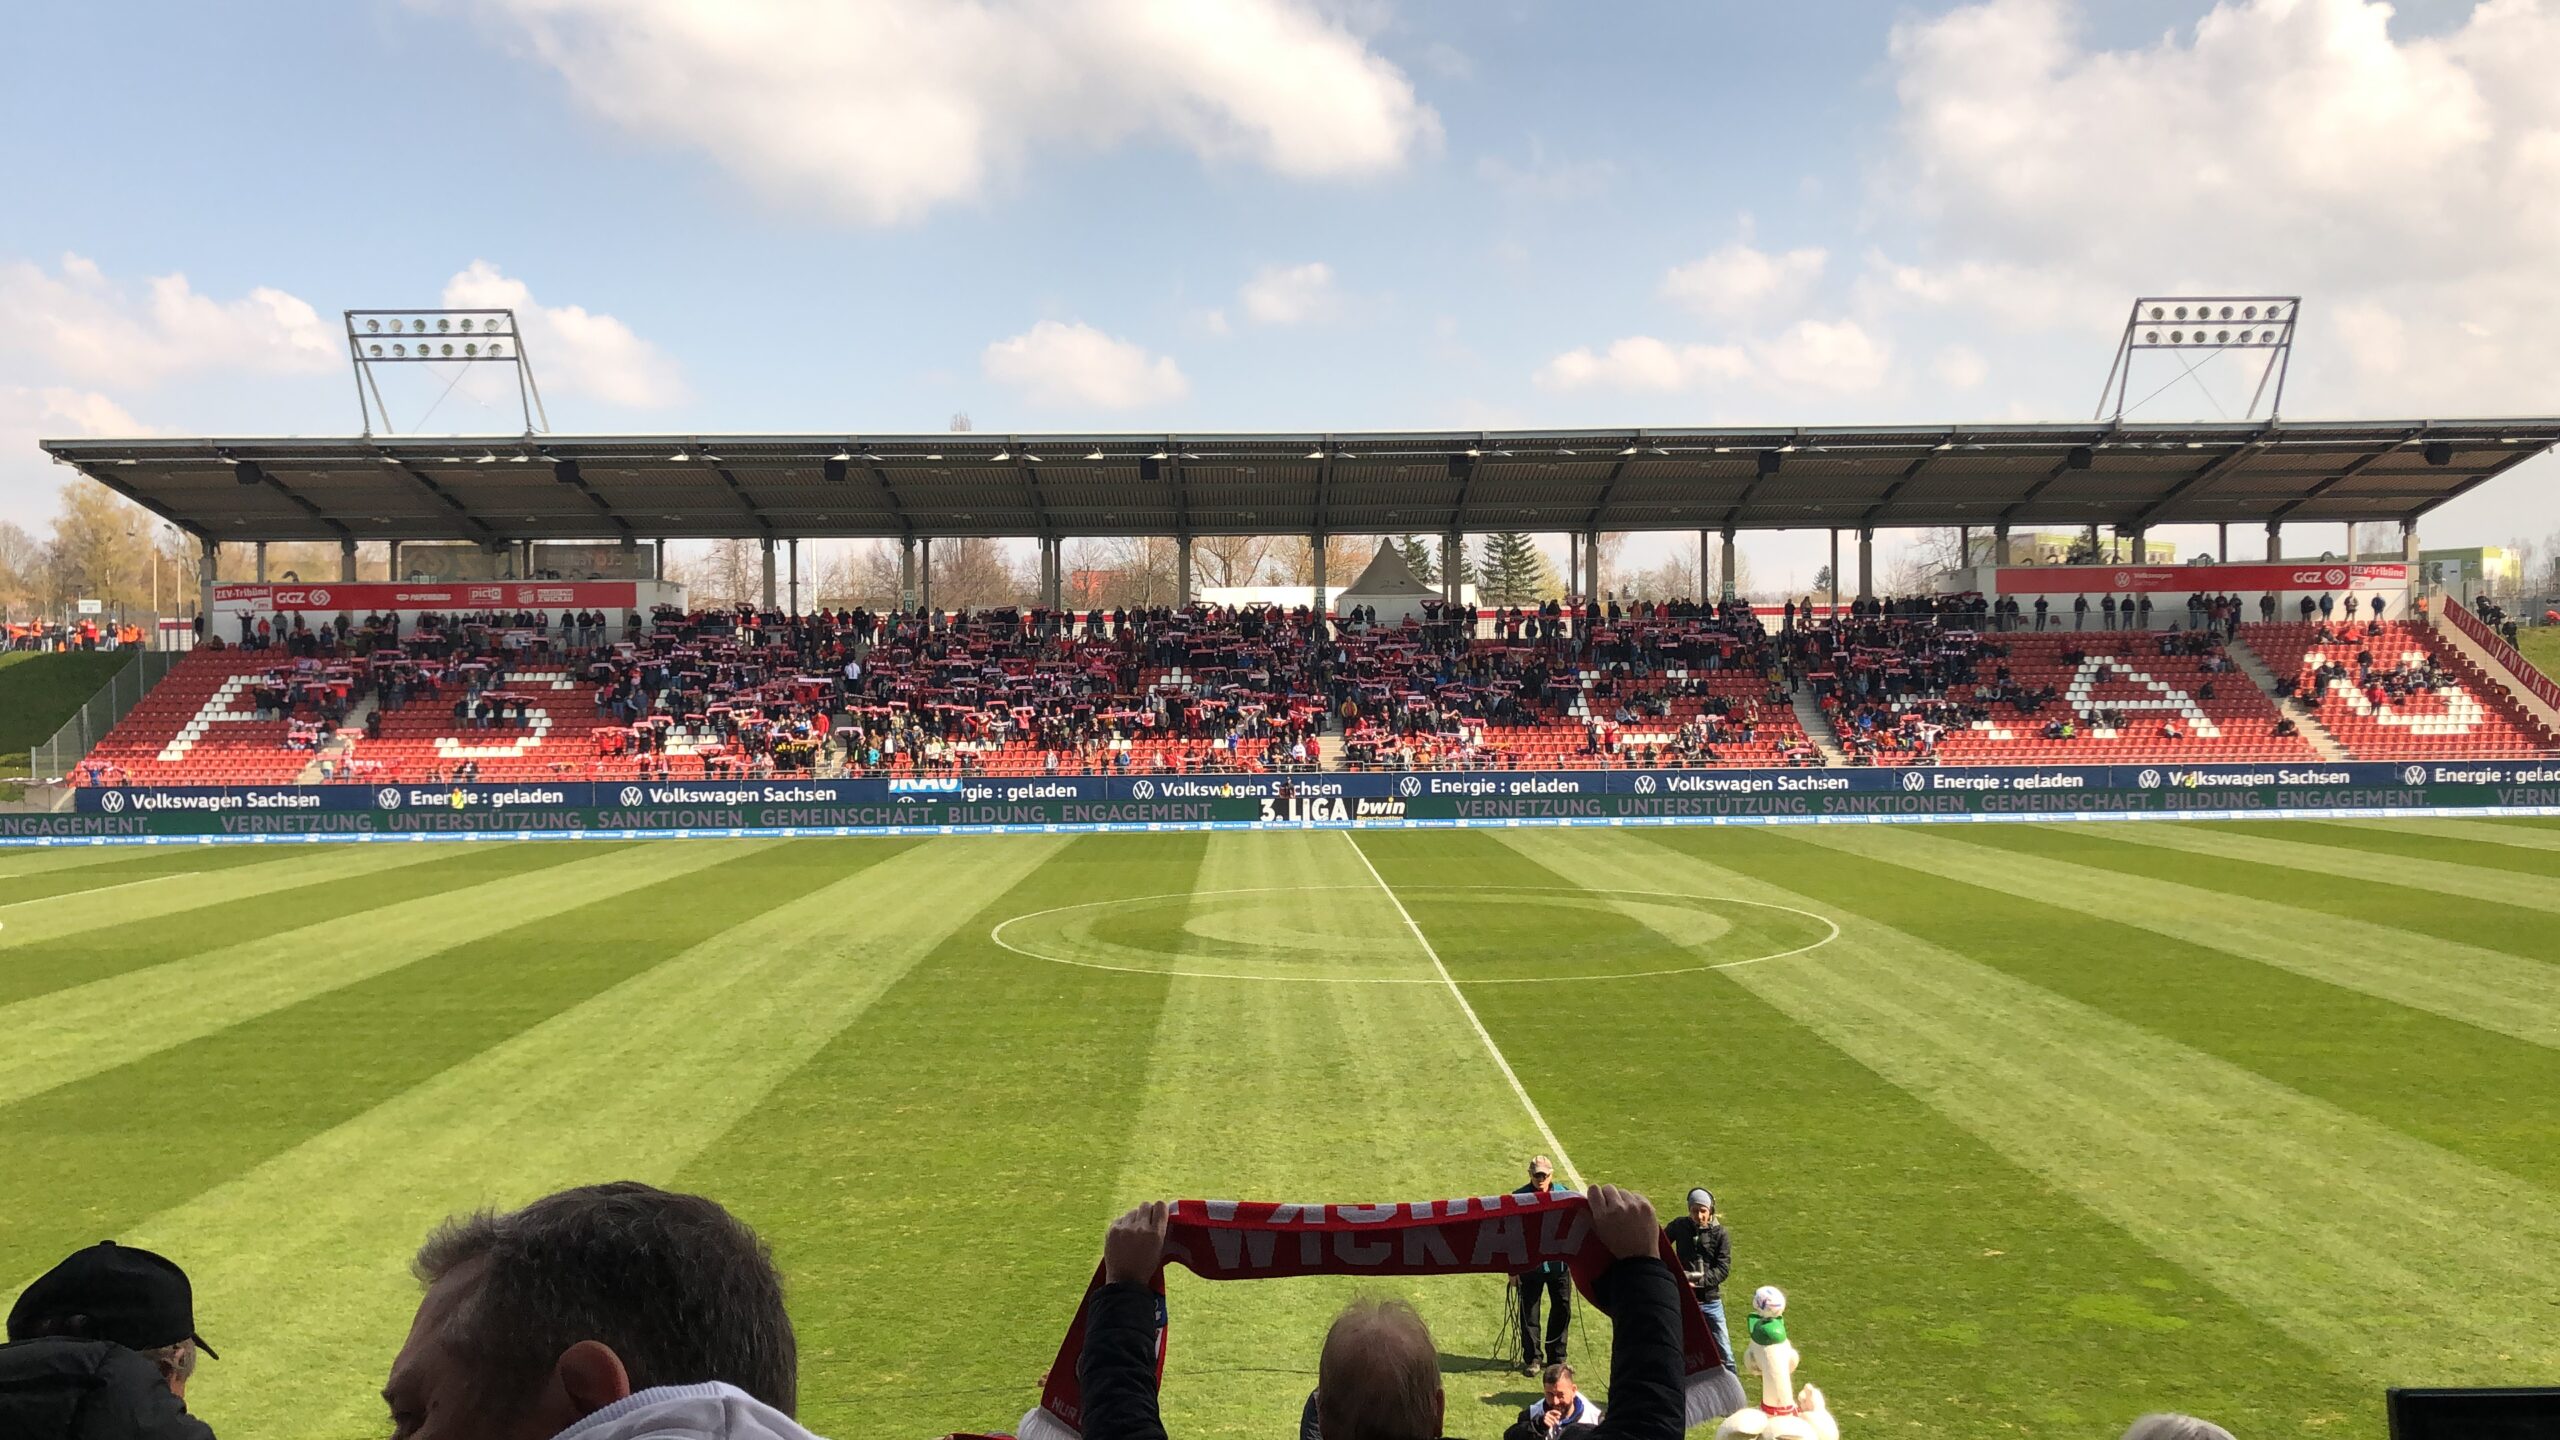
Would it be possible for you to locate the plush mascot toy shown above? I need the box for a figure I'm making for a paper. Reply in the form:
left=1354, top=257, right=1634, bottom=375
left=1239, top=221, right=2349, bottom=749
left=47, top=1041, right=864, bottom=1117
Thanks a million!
left=1713, top=1286, right=1838, bottom=1440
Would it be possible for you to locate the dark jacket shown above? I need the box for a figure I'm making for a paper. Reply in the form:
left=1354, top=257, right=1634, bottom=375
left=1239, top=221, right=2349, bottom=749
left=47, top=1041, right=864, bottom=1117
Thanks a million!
left=0, top=1338, right=214, bottom=1440
left=1082, top=1257, right=1687, bottom=1440
left=1662, top=1217, right=1730, bottom=1303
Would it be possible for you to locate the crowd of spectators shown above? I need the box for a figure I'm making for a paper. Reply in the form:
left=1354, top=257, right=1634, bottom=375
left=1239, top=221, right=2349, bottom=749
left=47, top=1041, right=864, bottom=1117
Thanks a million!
left=5, top=618, right=147, bottom=650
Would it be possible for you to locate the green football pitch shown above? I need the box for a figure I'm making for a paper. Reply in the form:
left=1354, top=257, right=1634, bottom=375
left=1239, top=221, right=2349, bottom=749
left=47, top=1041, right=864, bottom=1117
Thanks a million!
left=6, top=820, right=2560, bottom=1440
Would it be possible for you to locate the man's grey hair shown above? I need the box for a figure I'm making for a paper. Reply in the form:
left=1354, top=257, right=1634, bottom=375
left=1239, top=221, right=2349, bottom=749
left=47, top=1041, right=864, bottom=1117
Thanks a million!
left=412, top=1181, right=796, bottom=1417
left=2121, top=1415, right=2236, bottom=1440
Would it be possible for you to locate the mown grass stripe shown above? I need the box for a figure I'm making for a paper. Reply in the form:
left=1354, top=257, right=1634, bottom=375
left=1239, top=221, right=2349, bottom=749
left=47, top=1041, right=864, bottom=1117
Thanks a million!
left=676, top=835, right=1185, bottom=1440
left=2257, top=818, right=2560, bottom=878
left=0, top=846, right=286, bottom=901
left=1695, top=827, right=2560, bottom=1196
left=0, top=839, right=799, bottom=1291
left=0, top=841, right=786, bottom=1109
left=1804, top=824, right=2560, bottom=1050
left=2335, top=817, right=2560, bottom=854
left=1509, top=828, right=2560, bottom=1388
left=119, top=836, right=1055, bottom=1440
left=0, top=843, right=469, bottom=997
left=1400, top=830, right=2360, bottom=1437
left=0, top=846, right=162, bottom=879
left=1108, top=832, right=1560, bottom=1440
left=2092, top=820, right=2560, bottom=909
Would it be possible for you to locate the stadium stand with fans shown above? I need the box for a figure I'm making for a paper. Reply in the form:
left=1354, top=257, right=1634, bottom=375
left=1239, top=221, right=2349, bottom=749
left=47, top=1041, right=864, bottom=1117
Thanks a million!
left=2240, top=617, right=2560, bottom=760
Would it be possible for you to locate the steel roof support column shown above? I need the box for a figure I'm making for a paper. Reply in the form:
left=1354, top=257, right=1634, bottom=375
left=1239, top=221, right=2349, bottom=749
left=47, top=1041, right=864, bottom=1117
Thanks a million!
left=1858, top=528, right=1875, bottom=603
left=1994, top=523, right=2012, bottom=567
left=1829, top=529, right=1841, bottom=618
left=760, top=537, right=777, bottom=613
left=1720, top=529, right=1738, bottom=603
left=2266, top=521, right=2282, bottom=561
left=386, top=541, right=402, bottom=581
left=2216, top=523, right=2229, bottom=564
left=1445, top=529, right=1463, bottom=608
left=1565, top=534, right=1579, bottom=601
left=197, top=535, right=218, bottom=628
left=254, top=542, right=268, bottom=583
left=918, top=537, right=934, bottom=621
left=340, top=538, right=357, bottom=582
left=2402, top=519, right=2421, bottom=614
left=900, top=537, right=917, bottom=613
left=1311, top=533, right=1327, bottom=619
left=1584, top=529, right=1601, bottom=607
left=2345, top=522, right=2359, bottom=573
left=654, top=539, right=666, bottom=583
left=788, top=538, right=801, bottom=616
left=1177, top=536, right=1194, bottom=608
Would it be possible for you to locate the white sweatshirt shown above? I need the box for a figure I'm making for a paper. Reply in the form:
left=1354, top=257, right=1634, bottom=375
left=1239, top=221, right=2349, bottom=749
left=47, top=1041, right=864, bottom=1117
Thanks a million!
left=551, top=1383, right=831, bottom=1440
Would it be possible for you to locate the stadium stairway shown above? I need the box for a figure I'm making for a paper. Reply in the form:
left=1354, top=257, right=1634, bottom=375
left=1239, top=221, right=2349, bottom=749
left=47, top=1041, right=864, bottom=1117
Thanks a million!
left=2226, top=636, right=2349, bottom=761
left=1789, top=682, right=1849, bottom=766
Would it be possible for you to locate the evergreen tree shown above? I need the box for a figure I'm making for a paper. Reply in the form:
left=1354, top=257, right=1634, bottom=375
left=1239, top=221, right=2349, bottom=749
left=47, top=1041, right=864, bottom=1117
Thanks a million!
left=1811, top=564, right=1832, bottom=595
left=1394, top=534, right=1439, bottom=587
left=1477, top=532, right=1550, bottom=605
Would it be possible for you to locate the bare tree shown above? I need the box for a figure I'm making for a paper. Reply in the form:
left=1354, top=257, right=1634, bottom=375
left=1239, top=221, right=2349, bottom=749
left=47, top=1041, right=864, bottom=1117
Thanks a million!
left=949, top=412, right=974, bottom=432
left=1269, top=534, right=1369, bottom=589
left=1062, top=536, right=1176, bottom=608
left=2502, top=535, right=2541, bottom=602
left=1193, top=533, right=1272, bottom=589
left=925, top=536, right=1031, bottom=609
left=1628, top=553, right=1700, bottom=602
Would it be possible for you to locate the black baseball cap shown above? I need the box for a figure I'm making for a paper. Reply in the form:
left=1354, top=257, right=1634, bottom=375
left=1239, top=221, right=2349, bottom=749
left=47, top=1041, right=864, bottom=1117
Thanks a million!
left=7, top=1242, right=216, bottom=1357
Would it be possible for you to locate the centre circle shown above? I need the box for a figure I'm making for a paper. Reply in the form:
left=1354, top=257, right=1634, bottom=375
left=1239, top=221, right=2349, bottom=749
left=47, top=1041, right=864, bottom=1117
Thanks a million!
left=989, top=885, right=1836, bottom=984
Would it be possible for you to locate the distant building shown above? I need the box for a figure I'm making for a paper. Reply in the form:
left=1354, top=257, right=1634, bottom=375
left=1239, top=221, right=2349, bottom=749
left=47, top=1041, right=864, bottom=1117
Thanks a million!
left=1967, top=531, right=2180, bottom=566
left=2416, top=546, right=2523, bottom=600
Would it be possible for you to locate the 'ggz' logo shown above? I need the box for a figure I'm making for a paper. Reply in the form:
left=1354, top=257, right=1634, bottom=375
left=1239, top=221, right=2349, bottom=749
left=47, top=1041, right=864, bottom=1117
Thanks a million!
left=1633, top=774, right=1658, bottom=794
left=619, top=786, right=644, bottom=806
left=97, top=790, right=126, bottom=812
left=1397, top=775, right=1423, bottom=798
left=2326, top=568, right=2349, bottom=586
left=376, top=787, right=403, bottom=808
left=2402, top=764, right=2427, bottom=786
left=1131, top=780, right=1157, bottom=800
left=2135, top=769, right=2162, bottom=790
left=308, top=588, right=331, bottom=607
left=1900, top=771, right=1928, bottom=792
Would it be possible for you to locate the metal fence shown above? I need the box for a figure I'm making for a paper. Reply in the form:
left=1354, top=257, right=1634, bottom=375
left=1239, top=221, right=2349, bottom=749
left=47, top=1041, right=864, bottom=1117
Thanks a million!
left=26, top=650, right=179, bottom=789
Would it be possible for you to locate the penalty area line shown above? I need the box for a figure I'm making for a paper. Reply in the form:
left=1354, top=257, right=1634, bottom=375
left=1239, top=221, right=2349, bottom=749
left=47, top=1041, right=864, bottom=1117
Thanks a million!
left=1341, top=830, right=1583, bottom=1191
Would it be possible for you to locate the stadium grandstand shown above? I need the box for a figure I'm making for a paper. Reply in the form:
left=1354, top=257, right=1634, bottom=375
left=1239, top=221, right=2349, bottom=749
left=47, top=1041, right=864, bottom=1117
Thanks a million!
left=29, top=418, right=2560, bottom=789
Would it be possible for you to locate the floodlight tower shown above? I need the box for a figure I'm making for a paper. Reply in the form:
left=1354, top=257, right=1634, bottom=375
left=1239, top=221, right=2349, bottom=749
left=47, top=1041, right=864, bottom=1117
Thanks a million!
left=345, top=308, right=550, bottom=436
left=2095, top=295, right=2300, bottom=422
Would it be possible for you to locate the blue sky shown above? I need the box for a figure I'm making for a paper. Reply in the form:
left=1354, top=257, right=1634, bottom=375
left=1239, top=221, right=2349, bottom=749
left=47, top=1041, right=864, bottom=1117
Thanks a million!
left=5, top=0, right=2556, bottom=592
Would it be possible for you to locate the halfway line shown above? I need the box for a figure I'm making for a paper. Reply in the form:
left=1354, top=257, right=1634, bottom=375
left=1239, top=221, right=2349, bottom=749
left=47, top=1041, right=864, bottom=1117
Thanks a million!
left=1342, top=831, right=1583, bottom=1189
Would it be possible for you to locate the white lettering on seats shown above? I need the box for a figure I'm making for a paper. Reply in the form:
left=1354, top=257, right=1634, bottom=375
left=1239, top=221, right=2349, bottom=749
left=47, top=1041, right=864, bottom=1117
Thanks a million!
left=2307, top=648, right=2483, bottom=735
left=433, top=671, right=577, bottom=760
left=2063, top=657, right=2221, bottom=738
left=158, top=676, right=271, bottom=762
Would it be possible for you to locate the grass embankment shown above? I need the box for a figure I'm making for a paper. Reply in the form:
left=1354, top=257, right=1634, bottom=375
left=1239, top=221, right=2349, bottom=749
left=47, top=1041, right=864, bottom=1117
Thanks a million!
left=0, top=650, right=138, bottom=795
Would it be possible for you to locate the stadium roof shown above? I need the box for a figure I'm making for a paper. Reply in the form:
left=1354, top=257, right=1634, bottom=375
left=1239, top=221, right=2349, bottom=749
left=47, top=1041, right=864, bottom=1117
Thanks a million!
left=40, top=418, right=2560, bottom=546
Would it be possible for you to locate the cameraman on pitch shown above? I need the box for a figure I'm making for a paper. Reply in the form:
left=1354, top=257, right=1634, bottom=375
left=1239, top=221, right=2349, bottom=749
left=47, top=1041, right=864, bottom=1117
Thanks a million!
left=1663, top=1188, right=1735, bottom=1375
left=1513, top=1156, right=1574, bottom=1375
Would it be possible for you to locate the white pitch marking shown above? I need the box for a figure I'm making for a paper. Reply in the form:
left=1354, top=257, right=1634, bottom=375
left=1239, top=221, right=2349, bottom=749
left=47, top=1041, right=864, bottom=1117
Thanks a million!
left=1343, top=831, right=1586, bottom=1191
left=0, top=873, right=195, bottom=910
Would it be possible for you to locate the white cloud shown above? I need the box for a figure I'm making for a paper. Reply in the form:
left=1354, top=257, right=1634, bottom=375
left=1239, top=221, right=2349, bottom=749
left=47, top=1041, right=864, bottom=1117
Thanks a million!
left=440, top=261, right=685, bottom=410
left=1932, top=343, right=1989, bottom=391
left=0, top=254, right=334, bottom=389
left=1661, top=242, right=1827, bottom=321
left=1756, top=319, right=1892, bottom=393
left=982, top=321, right=1189, bottom=409
left=443, top=0, right=1440, bottom=225
left=1239, top=262, right=1340, bottom=327
left=0, top=386, right=152, bottom=528
left=1197, top=308, right=1232, bottom=337
left=1879, top=0, right=2560, bottom=412
left=1535, top=337, right=1751, bottom=394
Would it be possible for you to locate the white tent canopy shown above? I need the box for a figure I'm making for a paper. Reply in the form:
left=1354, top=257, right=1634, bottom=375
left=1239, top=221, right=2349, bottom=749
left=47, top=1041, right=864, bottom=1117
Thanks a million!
left=1337, top=543, right=1449, bottom=626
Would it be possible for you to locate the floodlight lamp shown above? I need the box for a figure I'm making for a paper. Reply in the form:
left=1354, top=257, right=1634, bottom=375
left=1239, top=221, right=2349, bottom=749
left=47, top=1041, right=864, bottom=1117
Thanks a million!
left=1650, top=446, right=1672, bottom=456
left=2145, top=331, right=2160, bottom=344
left=369, top=344, right=383, bottom=357
left=437, top=318, right=451, bottom=332
left=1555, top=446, right=1576, bottom=456
left=488, top=343, right=505, bottom=356
left=829, top=451, right=852, bottom=462
left=465, top=343, right=479, bottom=356
left=411, top=319, right=427, bottom=332
left=1618, top=445, right=1639, bottom=456
left=925, top=453, right=943, bottom=462
left=1465, top=448, right=1482, bottom=458
left=366, top=319, right=380, bottom=333
left=1179, top=451, right=1199, bottom=461
left=440, top=343, right=454, bottom=356
left=861, top=452, right=884, bottom=463
left=2244, top=305, right=2258, bottom=319
left=2149, top=306, right=2164, bottom=320
left=393, top=343, right=408, bottom=356
left=1023, top=453, right=1043, bottom=463
left=477, top=452, right=497, bottom=464
left=2174, top=306, right=2189, bottom=320
left=459, top=318, right=474, bottom=332
left=2170, top=330, right=2184, bottom=344
left=1148, top=450, right=1169, bottom=461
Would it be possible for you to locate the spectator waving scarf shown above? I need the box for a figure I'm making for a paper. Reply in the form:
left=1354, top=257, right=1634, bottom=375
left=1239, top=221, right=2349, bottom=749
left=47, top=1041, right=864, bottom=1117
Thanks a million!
left=1017, top=1192, right=1744, bottom=1440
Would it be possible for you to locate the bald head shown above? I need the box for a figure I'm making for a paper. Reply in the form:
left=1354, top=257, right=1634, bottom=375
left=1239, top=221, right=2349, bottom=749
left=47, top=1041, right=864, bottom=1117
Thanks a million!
left=1316, top=1298, right=1444, bottom=1440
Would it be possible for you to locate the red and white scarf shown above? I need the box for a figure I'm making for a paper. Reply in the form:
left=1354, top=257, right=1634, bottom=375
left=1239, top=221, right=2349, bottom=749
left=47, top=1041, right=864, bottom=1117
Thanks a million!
left=1016, top=1192, right=1743, bottom=1440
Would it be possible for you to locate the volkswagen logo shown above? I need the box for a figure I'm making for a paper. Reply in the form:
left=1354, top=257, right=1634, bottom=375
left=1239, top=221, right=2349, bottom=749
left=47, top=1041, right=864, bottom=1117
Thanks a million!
left=98, top=789, right=125, bottom=813
left=1899, top=770, right=1928, bottom=792
left=618, top=785, right=644, bottom=806
left=309, top=588, right=331, bottom=607
left=376, top=786, right=403, bottom=808
left=1633, top=774, right=1658, bottom=794
left=1131, top=779, right=1157, bottom=800
left=2135, top=768, right=2162, bottom=790
left=1397, top=775, right=1423, bottom=798
left=2401, top=764, right=2427, bottom=786
left=2113, top=571, right=2133, bottom=589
